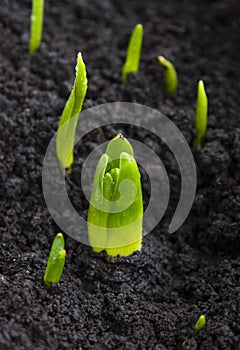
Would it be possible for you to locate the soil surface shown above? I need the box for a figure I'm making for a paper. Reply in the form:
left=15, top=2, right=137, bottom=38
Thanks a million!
left=1, top=0, right=240, bottom=349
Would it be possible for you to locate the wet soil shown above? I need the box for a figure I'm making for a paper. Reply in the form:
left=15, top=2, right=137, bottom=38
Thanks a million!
left=0, top=0, right=240, bottom=349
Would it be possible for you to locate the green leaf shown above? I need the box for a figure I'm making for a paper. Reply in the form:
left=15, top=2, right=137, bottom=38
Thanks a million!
left=44, top=233, right=66, bottom=287
left=110, top=168, right=120, bottom=187
left=122, top=24, right=143, bottom=83
left=106, top=133, right=134, bottom=170
left=29, top=0, right=44, bottom=55
left=88, top=154, right=110, bottom=252
left=56, top=52, right=88, bottom=171
left=88, top=135, right=143, bottom=257
left=193, top=80, right=208, bottom=147
left=105, top=152, right=143, bottom=257
left=194, top=315, right=206, bottom=332
left=157, top=55, right=178, bottom=95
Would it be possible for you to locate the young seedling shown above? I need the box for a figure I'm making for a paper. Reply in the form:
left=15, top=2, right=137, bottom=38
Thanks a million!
left=122, top=24, right=143, bottom=83
left=88, top=133, right=143, bottom=257
left=56, top=52, right=88, bottom=171
left=157, top=55, right=178, bottom=95
left=44, top=233, right=66, bottom=288
left=194, top=314, right=206, bottom=332
left=29, top=0, right=44, bottom=55
left=193, top=80, right=208, bottom=147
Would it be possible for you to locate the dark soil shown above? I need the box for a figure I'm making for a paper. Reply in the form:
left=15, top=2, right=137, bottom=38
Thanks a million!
left=1, top=0, right=240, bottom=349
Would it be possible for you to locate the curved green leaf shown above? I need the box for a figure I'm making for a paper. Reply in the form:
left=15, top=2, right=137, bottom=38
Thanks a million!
left=122, top=24, right=143, bottom=83
left=44, top=233, right=66, bottom=288
left=193, top=80, right=208, bottom=147
left=194, top=315, right=206, bottom=332
left=157, top=55, right=178, bottom=95
left=56, top=52, right=88, bottom=171
left=29, top=0, right=44, bottom=55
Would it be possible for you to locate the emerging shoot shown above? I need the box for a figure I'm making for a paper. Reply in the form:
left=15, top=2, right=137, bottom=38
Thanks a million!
left=122, top=24, right=143, bottom=83
left=56, top=52, right=88, bottom=171
left=44, top=233, right=66, bottom=288
left=193, top=80, right=208, bottom=147
left=88, top=133, right=143, bottom=257
left=29, top=0, right=44, bottom=55
left=157, top=55, right=178, bottom=95
left=194, top=314, right=206, bottom=332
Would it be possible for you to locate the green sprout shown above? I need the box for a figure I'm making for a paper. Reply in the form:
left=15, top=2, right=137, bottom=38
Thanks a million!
left=193, top=80, right=208, bottom=147
left=29, top=0, right=44, bottom=55
left=157, top=55, right=178, bottom=95
left=56, top=52, right=88, bottom=171
left=194, top=314, right=206, bottom=332
left=122, top=24, right=143, bottom=83
left=44, top=233, right=66, bottom=288
left=88, top=133, right=143, bottom=257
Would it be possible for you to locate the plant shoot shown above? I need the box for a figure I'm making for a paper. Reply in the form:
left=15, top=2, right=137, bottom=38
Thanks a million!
left=157, top=55, right=178, bottom=95
left=88, top=133, right=143, bottom=257
left=44, top=233, right=66, bottom=288
left=194, top=314, right=206, bottom=332
left=122, top=24, right=143, bottom=83
left=193, top=80, right=208, bottom=147
left=29, top=0, right=44, bottom=55
left=56, top=52, right=88, bottom=171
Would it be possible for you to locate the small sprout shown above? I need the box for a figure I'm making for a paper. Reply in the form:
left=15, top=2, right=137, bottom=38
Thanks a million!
left=122, top=24, right=143, bottom=83
left=194, top=314, right=206, bottom=332
left=56, top=52, right=88, bottom=171
left=157, top=55, right=178, bottom=95
left=29, top=0, right=44, bottom=55
left=44, top=233, right=66, bottom=288
left=88, top=133, right=143, bottom=257
left=193, top=80, right=208, bottom=147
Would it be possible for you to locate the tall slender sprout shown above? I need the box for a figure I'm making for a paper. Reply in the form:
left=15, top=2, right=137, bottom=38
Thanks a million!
left=29, top=0, right=44, bottom=55
left=56, top=52, right=88, bottom=171
left=44, top=233, right=66, bottom=289
left=193, top=80, right=208, bottom=147
left=88, top=133, right=143, bottom=257
left=122, top=24, right=143, bottom=83
left=157, top=55, right=178, bottom=95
